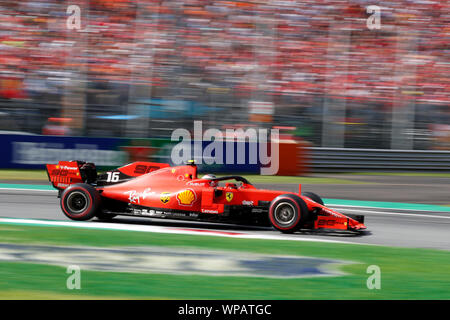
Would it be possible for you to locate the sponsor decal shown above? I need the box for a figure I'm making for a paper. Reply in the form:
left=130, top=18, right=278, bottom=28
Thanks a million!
left=125, top=190, right=140, bottom=204
left=141, top=210, right=161, bottom=217
left=141, top=188, right=154, bottom=200
left=0, top=243, right=353, bottom=278
left=201, top=209, right=219, bottom=214
left=242, top=200, right=254, bottom=206
left=57, top=183, right=69, bottom=188
left=226, top=192, right=234, bottom=202
left=124, top=188, right=154, bottom=204
left=160, top=192, right=171, bottom=204
left=187, top=182, right=206, bottom=187
left=321, top=207, right=342, bottom=218
left=171, top=212, right=188, bottom=218
left=51, top=168, right=76, bottom=177
left=177, top=189, right=197, bottom=206
left=133, top=164, right=160, bottom=175
left=318, top=218, right=346, bottom=227
left=12, top=141, right=126, bottom=166
left=56, top=165, right=78, bottom=171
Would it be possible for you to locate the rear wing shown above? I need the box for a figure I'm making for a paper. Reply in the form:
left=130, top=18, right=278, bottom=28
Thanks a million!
left=46, top=161, right=86, bottom=190
left=46, top=160, right=171, bottom=190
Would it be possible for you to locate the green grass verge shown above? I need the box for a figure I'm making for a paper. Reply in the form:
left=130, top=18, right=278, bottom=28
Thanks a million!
left=0, top=290, right=129, bottom=300
left=0, top=224, right=448, bottom=300
left=345, top=172, right=450, bottom=178
left=0, top=170, right=48, bottom=180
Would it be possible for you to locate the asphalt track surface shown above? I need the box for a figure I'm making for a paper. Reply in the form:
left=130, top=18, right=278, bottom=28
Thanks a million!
left=0, top=180, right=449, bottom=250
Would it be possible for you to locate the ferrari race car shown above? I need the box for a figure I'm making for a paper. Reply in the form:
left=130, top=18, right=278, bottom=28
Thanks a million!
left=46, top=160, right=366, bottom=233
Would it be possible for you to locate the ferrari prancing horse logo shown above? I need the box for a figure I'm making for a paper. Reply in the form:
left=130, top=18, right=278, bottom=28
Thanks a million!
left=226, top=192, right=233, bottom=202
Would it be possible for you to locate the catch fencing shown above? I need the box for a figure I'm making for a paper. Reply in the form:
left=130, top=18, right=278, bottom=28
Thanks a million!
left=306, top=147, right=450, bottom=172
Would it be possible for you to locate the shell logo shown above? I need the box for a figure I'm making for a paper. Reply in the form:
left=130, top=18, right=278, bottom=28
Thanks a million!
left=176, top=189, right=197, bottom=206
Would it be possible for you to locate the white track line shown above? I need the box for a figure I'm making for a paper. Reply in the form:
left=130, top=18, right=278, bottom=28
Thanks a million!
left=331, top=207, right=450, bottom=220
left=329, top=203, right=450, bottom=213
left=0, top=188, right=56, bottom=193
left=0, top=217, right=362, bottom=246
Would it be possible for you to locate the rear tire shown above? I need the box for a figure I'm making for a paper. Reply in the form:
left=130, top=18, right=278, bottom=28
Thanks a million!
left=61, top=184, right=100, bottom=221
left=269, top=194, right=309, bottom=233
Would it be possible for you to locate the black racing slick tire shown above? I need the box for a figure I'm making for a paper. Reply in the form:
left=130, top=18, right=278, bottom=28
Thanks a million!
left=60, top=183, right=101, bottom=221
left=301, top=192, right=324, bottom=205
left=268, top=194, right=309, bottom=233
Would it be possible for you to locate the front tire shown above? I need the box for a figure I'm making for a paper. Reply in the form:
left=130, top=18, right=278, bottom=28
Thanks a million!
left=269, top=194, right=309, bottom=233
left=301, top=192, right=324, bottom=205
left=61, top=184, right=100, bottom=221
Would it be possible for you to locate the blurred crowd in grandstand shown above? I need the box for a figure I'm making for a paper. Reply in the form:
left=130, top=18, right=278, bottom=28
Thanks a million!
left=0, top=0, right=448, bottom=149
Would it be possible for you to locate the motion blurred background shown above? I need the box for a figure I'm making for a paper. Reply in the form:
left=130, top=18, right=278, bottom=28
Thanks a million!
left=0, top=1, right=449, bottom=301
left=0, top=0, right=449, bottom=172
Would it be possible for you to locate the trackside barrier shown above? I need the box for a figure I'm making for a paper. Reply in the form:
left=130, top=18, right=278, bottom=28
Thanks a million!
left=2, top=134, right=309, bottom=175
left=306, top=147, right=450, bottom=172
left=277, top=139, right=310, bottom=176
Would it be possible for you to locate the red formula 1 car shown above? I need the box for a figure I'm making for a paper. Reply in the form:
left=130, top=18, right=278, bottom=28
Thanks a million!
left=46, top=160, right=366, bottom=233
